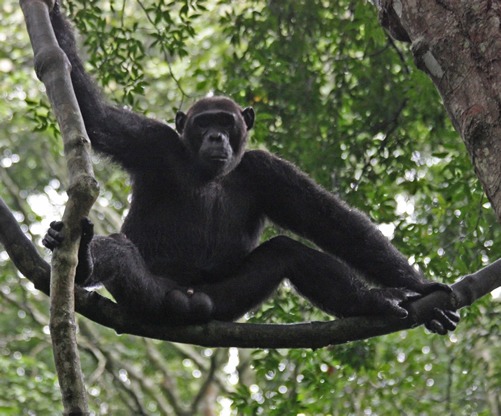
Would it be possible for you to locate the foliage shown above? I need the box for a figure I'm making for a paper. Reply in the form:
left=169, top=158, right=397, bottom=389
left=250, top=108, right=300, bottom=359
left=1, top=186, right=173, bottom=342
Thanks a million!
left=0, top=0, right=500, bottom=414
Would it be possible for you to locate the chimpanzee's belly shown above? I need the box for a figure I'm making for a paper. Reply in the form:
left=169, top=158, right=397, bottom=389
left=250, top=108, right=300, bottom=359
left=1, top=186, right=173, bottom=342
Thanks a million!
left=122, top=184, right=264, bottom=282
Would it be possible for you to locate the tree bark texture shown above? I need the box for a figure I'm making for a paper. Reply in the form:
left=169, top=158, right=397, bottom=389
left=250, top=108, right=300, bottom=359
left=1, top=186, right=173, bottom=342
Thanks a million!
left=20, top=0, right=99, bottom=413
left=377, top=0, right=501, bottom=221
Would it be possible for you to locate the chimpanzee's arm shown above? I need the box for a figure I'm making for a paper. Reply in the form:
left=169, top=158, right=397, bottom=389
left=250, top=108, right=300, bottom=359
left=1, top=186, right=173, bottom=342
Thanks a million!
left=49, top=3, right=184, bottom=170
left=244, top=150, right=446, bottom=294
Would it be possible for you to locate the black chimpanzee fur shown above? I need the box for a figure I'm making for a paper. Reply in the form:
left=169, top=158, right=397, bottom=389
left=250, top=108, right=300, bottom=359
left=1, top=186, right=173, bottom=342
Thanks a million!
left=43, top=3, right=459, bottom=332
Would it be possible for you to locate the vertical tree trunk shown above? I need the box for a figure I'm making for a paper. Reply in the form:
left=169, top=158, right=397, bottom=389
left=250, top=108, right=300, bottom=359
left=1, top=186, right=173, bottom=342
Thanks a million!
left=20, top=0, right=99, bottom=413
left=376, top=0, right=501, bottom=221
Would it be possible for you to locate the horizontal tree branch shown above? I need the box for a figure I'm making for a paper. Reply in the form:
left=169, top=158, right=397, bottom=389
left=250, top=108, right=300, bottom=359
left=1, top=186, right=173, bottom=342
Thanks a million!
left=1, top=196, right=500, bottom=348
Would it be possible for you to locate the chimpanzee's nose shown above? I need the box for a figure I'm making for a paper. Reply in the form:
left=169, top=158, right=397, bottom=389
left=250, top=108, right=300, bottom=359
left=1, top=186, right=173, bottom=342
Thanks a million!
left=208, top=132, right=224, bottom=142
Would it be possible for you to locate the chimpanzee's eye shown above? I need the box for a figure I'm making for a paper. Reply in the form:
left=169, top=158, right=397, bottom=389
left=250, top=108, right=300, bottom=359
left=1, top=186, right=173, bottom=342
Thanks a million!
left=194, top=114, right=212, bottom=128
left=218, top=113, right=235, bottom=128
left=194, top=112, right=235, bottom=129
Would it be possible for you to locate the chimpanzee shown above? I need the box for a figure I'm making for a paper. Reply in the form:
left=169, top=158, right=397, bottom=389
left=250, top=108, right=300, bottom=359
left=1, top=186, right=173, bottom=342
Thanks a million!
left=43, top=2, right=459, bottom=333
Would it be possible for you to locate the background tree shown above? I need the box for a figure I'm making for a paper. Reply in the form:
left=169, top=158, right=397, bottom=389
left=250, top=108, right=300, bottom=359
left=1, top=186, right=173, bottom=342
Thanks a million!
left=0, top=0, right=500, bottom=414
left=376, top=0, right=501, bottom=220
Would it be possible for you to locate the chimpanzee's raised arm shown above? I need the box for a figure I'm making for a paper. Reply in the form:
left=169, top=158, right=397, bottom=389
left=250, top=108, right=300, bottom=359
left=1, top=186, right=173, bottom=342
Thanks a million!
left=49, top=2, right=183, bottom=170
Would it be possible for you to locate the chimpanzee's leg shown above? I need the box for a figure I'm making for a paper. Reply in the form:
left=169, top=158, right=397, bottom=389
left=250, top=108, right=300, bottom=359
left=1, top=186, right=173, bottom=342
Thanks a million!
left=197, top=236, right=413, bottom=321
left=87, top=233, right=214, bottom=323
left=43, top=220, right=213, bottom=323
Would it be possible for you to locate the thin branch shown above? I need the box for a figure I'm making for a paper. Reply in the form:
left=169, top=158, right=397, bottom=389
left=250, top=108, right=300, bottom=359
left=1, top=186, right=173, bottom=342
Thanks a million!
left=107, top=348, right=173, bottom=415
left=78, top=323, right=151, bottom=415
left=20, top=0, right=99, bottom=412
left=143, top=340, right=187, bottom=415
left=190, top=350, right=222, bottom=413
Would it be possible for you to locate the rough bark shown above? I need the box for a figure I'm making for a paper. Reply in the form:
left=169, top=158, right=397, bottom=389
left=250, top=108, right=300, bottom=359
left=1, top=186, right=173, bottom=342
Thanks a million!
left=376, top=0, right=501, bottom=221
left=20, top=0, right=99, bottom=413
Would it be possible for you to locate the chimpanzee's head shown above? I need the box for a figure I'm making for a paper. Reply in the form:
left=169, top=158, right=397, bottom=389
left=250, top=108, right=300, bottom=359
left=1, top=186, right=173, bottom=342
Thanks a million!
left=175, top=96, right=254, bottom=177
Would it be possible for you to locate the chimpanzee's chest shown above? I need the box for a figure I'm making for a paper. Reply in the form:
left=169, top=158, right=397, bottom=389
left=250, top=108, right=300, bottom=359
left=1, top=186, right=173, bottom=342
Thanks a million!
left=121, top=174, right=264, bottom=274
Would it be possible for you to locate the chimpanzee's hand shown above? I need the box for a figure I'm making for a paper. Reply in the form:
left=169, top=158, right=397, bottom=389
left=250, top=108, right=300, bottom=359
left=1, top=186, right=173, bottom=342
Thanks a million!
left=410, top=280, right=452, bottom=295
left=368, top=287, right=420, bottom=319
left=408, top=282, right=460, bottom=334
left=368, top=287, right=460, bottom=334
left=423, top=308, right=460, bottom=335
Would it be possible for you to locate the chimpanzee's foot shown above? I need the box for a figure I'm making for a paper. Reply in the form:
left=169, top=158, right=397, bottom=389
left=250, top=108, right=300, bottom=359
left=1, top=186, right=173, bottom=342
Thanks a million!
left=42, top=221, right=64, bottom=250
left=42, top=218, right=94, bottom=250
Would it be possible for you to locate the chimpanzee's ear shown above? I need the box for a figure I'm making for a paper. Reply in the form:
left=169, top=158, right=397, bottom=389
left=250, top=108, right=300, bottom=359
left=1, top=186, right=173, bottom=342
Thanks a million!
left=175, top=111, right=187, bottom=135
left=242, top=107, right=255, bottom=131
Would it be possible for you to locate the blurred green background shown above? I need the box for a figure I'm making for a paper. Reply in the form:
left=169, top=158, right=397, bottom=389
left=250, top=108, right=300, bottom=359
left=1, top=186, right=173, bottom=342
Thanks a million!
left=0, top=0, right=499, bottom=414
